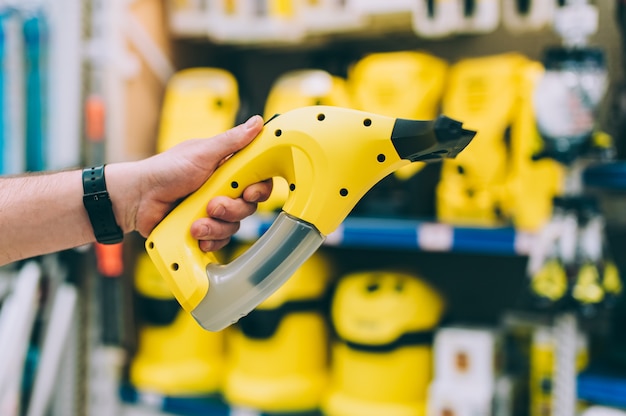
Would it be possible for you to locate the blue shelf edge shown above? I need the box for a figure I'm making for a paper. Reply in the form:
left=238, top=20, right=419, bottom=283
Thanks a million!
left=235, top=215, right=535, bottom=256
left=584, top=161, right=626, bottom=191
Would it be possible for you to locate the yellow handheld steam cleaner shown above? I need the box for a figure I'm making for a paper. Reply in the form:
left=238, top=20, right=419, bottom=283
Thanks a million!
left=223, top=244, right=334, bottom=413
left=130, top=67, right=240, bottom=395
left=322, top=271, right=445, bottom=416
left=145, top=105, right=475, bottom=332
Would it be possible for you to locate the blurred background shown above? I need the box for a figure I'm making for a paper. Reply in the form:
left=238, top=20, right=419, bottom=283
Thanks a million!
left=1, top=0, right=626, bottom=415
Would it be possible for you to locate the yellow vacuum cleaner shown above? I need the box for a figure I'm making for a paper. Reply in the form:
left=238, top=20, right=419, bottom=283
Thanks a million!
left=436, top=53, right=529, bottom=227
left=156, top=67, right=239, bottom=152
left=348, top=51, right=448, bottom=176
left=145, top=105, right=475, bottom=332
left=322, top=270, right=445, bottom=416
left=501, top=60, right=564, bottom=232
left=223, top=244, right=334, bottom=413
left=129, top=252, right=225, bottom=395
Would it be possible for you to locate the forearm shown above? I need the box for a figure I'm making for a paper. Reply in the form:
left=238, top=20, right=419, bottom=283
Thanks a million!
left=0, top=164, right=139, bottom=266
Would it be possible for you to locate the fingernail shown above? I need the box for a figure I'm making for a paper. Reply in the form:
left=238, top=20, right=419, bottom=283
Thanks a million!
left=248, top=191, right=261, bottom=202
left=213, top=205, right=226, bottom=217
left=244, top=115, right=261, bottom=129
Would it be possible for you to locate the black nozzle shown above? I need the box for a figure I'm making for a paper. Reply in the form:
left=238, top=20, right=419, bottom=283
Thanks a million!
left=391, top=115, right=476, bottom=163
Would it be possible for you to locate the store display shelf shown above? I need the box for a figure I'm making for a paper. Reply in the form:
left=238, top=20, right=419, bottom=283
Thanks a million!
left=584, top=161, right=626, bottom=192
left=120, top=385, right=321, bottom=416
left=236, top=214, right=535, bottom=256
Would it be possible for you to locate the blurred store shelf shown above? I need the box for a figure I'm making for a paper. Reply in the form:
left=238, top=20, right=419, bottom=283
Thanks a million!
left=236, top=214, right=535, bottom=256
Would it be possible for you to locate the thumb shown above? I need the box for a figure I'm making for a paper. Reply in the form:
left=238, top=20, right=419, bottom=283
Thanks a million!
left=207, top=115, right=264, bottom=163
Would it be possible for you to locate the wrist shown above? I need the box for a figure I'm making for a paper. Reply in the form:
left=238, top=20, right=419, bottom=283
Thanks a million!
left=103, top=162, right=140, bottom=235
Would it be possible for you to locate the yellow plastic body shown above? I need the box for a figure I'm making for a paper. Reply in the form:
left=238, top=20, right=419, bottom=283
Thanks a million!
left=348, top=51, right=448, bottom=180
left=259, top=69, right=352, bottom=213
left=130, top=252, right=224, bottom=395
left=156, top=67, right=239, bottom=152
left=146, top=106, right=411, bottom=312
left=323, top=271, right=445, bottom=416
left=437, top=53, right=528, bottom=226
left=501, top=61, right=564, bottom=231
left=531, top=259, right=568, bottom=302
left=223, top=245, right=333, bottom=412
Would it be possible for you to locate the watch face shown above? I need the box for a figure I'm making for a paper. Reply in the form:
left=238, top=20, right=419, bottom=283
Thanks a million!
left=533, top=68, right=606, bottom=143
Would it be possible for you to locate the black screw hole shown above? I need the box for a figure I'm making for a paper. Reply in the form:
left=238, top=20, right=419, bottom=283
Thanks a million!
left=314, top=99, right=323, bottom=105
left=340, top=188, right=348, bottom=197
left=215, top=98, right=223, bottom=108
left=366, top=282, right=380, bottom=292
left=147, top=241, right=154, bottom=249
left=317, top=113, right=325, bottom=121
left=363, top=118, right=372, bottom=126
left=377, top=154, right=386, bottom=162
left=231, top=181, right=239, bottom=189
left=171, top=263, right=179, bottom=271
left=289, top=183, right=296, bottom=191
left=275, top=129, right=282, bottom=137
left=457, top=165, right=465, bottom=175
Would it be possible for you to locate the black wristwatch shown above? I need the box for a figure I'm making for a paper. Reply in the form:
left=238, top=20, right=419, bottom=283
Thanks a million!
left=82, top=165, right=124, bottom=244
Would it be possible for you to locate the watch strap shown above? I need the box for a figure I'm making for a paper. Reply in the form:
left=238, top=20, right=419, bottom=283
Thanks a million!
left=82, top=165, right=124, bottom=244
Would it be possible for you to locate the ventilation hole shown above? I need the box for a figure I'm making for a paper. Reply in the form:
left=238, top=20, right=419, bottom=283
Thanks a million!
left=231, top=181, right=239, bottom=189
left=340, top=188, right=348, bottom=197
left=147, top=241, right=154, bottom=249
left=377, top=154, right=386, bottom=162
left=366, top=282, right=379, bottom=292
left=275, top=129, right=282, bottom=137
left=317, top=113, right=325, bottom=121
left=171, top=263, right=179, bottom=271
left=363, top=118, right=372, bottom=126
left=289, top=183, right=296, bottom=191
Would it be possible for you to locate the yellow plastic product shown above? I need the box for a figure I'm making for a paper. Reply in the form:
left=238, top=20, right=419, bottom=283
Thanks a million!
left=603, top=261, right=623, bottom=297
left=531, top=258, right=568, bottom=303
left=323, top=271, right=445, bottom=416
left=129, top=252, right=225, bottom=395
left=259, top=69, right=353, bottom=213
left=437, top=53, right=529, bottom=226
left=223, top=245, right=333, bottom=412
left=156, top=67, right=239, bottom=152
left=348, top=51, right=449, bottom=180
left=502, top=61, right=564, bottom=232
left=145, top=105, right=474, bottom=331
